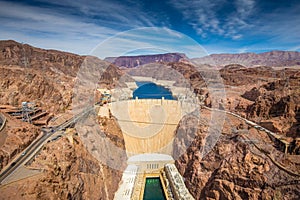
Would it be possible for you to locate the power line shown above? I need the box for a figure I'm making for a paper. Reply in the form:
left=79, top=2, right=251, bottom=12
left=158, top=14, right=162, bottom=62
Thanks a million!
left=115, top=119, right=179, bottom=126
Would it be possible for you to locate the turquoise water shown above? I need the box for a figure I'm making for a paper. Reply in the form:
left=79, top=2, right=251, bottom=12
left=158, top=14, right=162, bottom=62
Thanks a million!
left=133, top=82, right=174, bottom=99
left=143, top=177, right=166, bottom=200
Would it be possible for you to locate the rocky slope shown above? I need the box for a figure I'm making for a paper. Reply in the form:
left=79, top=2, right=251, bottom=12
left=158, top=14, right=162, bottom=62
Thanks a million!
left=104, top=52, right=188, bottom=68
left=219, top=64, right=297, bottom=86
left=171, top=63, right=300, bottom=199
left=174, top=109, right=300, bottom=200
left=0, top=40, right=83, bottom=76
left=0, top=89, right=126, bottom=200
left=0, top=40, right=123, bottom=113
left=0, top=112, right=40, bottom=171
left=0, top=40, right=126, bottom=199
left=0, top=40, right=82, bottom=113
left=193, top=51, right=300, bottom=67
left=0, top=126, right=124, bottom=199
left=244, top=76, right=300, bottom=137
left=217, top=64, right=300, bottom=137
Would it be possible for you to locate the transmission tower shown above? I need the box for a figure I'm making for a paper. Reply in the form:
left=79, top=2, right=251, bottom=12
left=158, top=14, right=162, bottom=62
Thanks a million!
left=22, top=102, right=34, bottom=123
left=21, top=43, right=29, bottom=68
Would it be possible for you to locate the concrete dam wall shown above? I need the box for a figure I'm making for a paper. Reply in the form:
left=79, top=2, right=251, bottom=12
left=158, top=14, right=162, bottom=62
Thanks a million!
left=107, top=98, right=197, bottom=156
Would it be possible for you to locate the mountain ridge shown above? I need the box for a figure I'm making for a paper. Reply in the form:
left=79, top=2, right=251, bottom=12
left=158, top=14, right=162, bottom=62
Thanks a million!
left=193, top=50, right=300, bottom=67
left=104, top=52, right=188, bottom=68
left=2, top=40, right=300, bottom=68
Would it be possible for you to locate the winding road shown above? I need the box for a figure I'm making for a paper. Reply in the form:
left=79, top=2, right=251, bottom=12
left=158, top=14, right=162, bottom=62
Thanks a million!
left=0, top=106, right=94, bottom=184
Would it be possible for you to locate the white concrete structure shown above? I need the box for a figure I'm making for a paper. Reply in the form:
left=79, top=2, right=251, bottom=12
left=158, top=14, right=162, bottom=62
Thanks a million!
left=165, top=164, right=194, bottom=200
left=115, top=154, right=195, bottom=200
left=97, top=104, right=110, bottom=118
left=114, top=165, right=138, bottom=200
left=128, top=153, right=174, bottom=173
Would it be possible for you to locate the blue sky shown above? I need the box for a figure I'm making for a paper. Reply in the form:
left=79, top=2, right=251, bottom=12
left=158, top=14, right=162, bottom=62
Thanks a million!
left=0, top=0, right=299, bottom=58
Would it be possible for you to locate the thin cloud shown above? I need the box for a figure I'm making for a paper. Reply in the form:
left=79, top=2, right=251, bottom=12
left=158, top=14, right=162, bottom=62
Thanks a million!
left=169, top=0, right=255, bottom=39
left=256, top=4, right=300, bottom=44
left=169, top=0, right=224, bottom=38
left=0, top=0, right=159, bottom=55
left=0, top=0, right=298, bottom=56
left=25, top=0, right=156, bottom=28
left=290, top=46, right=300, bottom=51
left=91, top=28, right=207, bottom=59
left=235, top=0, right=255, bottom=19
left=0, top=1, right=116, bottom=38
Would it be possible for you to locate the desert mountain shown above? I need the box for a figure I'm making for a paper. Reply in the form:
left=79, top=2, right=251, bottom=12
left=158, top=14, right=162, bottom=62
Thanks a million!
left=104, top=52, right=188, bottom=68
left=193, top=51, right=300, bottom=67
left=0, top=40, right=122, bottom=113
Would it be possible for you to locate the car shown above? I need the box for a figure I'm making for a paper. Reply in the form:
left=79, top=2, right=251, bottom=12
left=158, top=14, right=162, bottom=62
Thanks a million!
left=21, top=152, right=26, bottom=156
left=52, top=135, right=62, bottom=141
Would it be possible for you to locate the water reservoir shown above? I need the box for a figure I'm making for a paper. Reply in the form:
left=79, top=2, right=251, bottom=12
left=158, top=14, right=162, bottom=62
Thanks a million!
left=133, top=82, right=174, bottom=100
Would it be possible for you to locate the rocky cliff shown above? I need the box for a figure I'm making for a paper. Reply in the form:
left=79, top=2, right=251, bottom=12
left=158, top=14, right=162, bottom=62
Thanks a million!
left=0, top=40, right=123, bottom=113
left=0, top=113, right=40, bottom=171
left=218, top=65, right=300, bottom=133
left=0, top=40, right=83, bottom=76
left=0, top=127, right=124, bottom=199
left=0, top=40, right=82, bottom=113
left=174, top=109, right=300, bottom=200
left=0, top=40, right=126, bottom=199
left=244, top=76, right=300, bottom=137
left=172, top=63, right=300, bottom=199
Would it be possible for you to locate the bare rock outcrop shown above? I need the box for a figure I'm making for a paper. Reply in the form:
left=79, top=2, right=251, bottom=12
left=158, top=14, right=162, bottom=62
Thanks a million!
left=1, top=132, right=124, bottom=199
left=174, top=110, right=300, bottom=200
left=0, top=113, right=40, bottom=171
left=0, top=40, right=83, bottom=76
left=245, top=77, right=300, bottom=137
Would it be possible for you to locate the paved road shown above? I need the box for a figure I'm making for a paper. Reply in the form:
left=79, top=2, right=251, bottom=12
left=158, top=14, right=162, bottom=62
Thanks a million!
left=202, top=105, right=289, bottom=147
left=0, top=131, right=50, bottom=183
left=0, top=106, right=93, bottom=184
left=0, top=113, right=6, bottom=131
left=0, top=131, right=48, bottom=183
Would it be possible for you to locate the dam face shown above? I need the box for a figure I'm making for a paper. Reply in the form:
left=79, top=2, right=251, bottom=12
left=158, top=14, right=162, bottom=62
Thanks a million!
left=103, top=94, right=198, bottom=199
left=108, top=98, right=195, bottom=156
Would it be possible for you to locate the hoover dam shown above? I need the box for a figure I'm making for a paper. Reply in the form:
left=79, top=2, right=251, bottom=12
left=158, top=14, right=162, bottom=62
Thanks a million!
left=109, top=98, right=197, bottom=156
left=98, top=83, right=197, bottom=199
